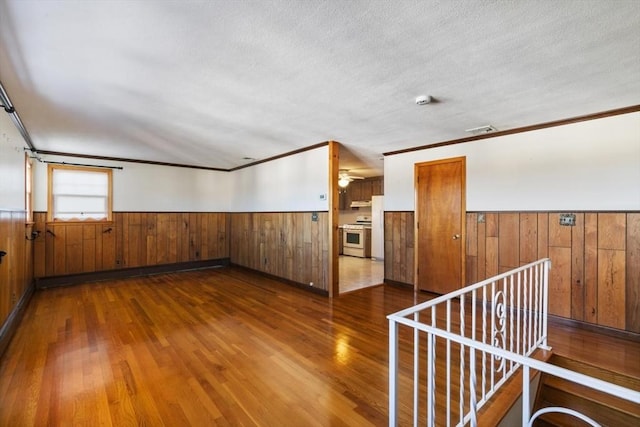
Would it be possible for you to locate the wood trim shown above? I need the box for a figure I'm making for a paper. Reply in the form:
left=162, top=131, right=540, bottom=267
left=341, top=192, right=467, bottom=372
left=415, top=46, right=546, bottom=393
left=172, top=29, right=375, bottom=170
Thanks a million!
left=328, top=141, right=339, bottom=297
left=35, top=258, right=230, bottom=289
left=383, top=278, right=414, bottom=289
left=383, top=105, right=640, bottom=157
left=35, top=141, right=331, bottom=172
left=229, top=263, right=329, bottom=296
left=35, top=150, right=229, bottom=171
left=228, top=141, right=329, bottom=171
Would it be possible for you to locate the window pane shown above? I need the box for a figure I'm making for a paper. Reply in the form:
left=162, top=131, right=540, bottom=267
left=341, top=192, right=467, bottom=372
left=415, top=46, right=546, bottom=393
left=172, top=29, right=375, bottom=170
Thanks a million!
left=56, top=195, right=106, bottom=213
left=53, top=169, right=108, bottom=196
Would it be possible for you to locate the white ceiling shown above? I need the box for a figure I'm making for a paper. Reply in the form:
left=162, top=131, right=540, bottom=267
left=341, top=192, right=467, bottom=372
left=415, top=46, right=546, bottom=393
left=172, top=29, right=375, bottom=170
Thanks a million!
left=1, top=0, right=639, bottom=177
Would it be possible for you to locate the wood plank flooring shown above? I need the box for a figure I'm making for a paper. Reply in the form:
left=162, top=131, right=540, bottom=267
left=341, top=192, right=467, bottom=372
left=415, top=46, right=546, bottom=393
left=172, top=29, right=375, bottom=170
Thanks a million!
left=0, top=266, right=638, bottom=426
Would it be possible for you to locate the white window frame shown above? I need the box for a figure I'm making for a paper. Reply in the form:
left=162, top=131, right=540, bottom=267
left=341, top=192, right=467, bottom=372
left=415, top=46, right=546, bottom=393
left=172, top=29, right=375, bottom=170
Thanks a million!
left=47, top=164, right=113, bottom=222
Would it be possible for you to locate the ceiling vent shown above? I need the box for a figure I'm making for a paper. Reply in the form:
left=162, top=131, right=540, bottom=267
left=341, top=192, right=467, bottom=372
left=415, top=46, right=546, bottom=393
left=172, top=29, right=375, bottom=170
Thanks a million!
left=465, top=124, right=498, bottom=135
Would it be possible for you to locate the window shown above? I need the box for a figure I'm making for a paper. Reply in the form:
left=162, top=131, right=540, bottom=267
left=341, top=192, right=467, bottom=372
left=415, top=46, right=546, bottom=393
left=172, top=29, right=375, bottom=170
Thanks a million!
left=48, top=165, right=112, bottom=222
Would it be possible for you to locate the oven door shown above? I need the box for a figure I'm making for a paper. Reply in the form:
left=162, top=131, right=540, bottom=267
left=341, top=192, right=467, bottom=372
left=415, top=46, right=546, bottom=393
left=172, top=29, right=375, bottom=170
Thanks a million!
left=343, top=229, right=364, bottom=249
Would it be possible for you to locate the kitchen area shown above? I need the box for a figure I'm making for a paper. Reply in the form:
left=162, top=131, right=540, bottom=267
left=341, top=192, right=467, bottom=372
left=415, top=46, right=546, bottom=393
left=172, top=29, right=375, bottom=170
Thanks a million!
left=338, top=175, right=384, bottom=293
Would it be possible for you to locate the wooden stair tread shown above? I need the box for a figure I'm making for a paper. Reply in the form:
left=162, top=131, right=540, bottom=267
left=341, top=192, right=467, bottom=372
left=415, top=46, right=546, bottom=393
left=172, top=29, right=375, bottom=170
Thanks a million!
left=537, top=382, right=640, bottom=426
left=541, top=375, right=640, bottom=417
left=534, top=354, right=640, bottom=427
left=549, top=354, right=640, bottom=389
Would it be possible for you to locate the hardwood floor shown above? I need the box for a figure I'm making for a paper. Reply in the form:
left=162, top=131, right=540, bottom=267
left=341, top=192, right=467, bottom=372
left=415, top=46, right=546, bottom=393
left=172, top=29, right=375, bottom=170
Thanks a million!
left=0, top=266, right=638, bottom=426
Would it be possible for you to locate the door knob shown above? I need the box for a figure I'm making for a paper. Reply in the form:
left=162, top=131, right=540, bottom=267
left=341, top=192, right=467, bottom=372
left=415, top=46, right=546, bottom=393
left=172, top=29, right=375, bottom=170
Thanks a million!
left=452, top=234, right=460, bottom=240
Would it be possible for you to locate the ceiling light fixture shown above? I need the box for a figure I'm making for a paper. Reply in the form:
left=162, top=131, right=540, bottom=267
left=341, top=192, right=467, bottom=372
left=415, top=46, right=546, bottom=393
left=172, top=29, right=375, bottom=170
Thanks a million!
left=338, top=177, right=350, bottom=188
left=338, top=170, right=365, bottom=188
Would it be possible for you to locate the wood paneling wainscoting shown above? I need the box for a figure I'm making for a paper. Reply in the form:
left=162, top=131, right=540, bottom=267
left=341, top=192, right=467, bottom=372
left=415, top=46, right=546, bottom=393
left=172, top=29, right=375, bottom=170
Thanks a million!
left=229, top=212, right=330, bottom=293
left=32, top=212, right=229, bottom=281
left=0, top=209, right=34, bottom=356
left=384, top=211, right=414, bottom=286
left=384, top=211, right=640, bottom=333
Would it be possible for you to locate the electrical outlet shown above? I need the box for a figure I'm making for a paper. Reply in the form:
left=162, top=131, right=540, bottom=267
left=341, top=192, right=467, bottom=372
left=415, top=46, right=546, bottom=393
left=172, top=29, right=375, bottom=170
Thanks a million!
left=559, top=213, right=576, bottom=226
left=319, top=193, right=327, bottom=200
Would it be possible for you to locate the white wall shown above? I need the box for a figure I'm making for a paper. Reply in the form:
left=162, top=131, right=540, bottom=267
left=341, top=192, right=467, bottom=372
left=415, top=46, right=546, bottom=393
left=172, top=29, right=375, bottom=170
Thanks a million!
left=229, top=145, right=329, bottom=212
left=33, top=155, right=232, bottom=212
left=384, top=112, right=640, bottom=211
left=33, top=145, right=330, bottom=213
left=0, top=112, right=27, bottom=210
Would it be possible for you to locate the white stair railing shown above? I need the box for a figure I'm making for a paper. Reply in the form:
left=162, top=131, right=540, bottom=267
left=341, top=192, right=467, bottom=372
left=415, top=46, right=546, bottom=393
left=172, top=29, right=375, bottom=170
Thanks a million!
left=387, top=258, right=640, bottom=426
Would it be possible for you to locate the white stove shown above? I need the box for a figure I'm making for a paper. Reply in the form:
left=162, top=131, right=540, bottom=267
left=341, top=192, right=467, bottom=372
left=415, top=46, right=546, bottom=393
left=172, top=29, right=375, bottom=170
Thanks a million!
left=342, top=216, right=371, bottom=257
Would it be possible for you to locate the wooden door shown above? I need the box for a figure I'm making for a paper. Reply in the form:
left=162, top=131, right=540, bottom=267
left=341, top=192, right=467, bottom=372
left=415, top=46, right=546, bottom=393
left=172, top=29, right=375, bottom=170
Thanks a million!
left=415, top=157, right=466, bottom=294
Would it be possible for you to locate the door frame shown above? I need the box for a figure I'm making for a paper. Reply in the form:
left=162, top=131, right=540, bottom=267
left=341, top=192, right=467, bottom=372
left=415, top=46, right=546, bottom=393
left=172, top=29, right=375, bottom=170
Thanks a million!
left=413, top=156, right=466, bottom=292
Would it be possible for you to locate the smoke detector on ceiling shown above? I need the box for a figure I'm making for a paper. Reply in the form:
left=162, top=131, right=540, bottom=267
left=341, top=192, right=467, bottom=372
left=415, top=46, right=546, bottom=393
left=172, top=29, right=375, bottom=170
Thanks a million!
left=465, top=125, right=498, bottom=135
left=415, top=95, right=432, bottom=105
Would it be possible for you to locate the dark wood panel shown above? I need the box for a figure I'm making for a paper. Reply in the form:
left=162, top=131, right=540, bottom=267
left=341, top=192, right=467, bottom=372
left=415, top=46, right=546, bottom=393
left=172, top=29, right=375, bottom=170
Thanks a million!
left=465, top=213, right=478, bottom=284
left=33, top=212, right=229, bottom=279
left=229, top=212, right=328, bottom=291
left=549, top=213, right=572, bottom=247
left=477, top=215, right=487, bottom=281
left=548, top=246, right=572, bottom=318
left=584, top=213, right=599, bottom=324
left=597, top=249, right=626, bottom=330
left=485, top=213, right=498, bottom=238
left=0, top=209, right=34, bottom=359
left=82, top=224, right=96, bottom=273
left=451, top=211, right=638, bottom=332
left=537, top=213, right=549, bottom=259
left=485, top=237, right=499, bottom=277
left=33, top=212, right=46, bottom=278
left=626, top=213, right=640, bottom=333
left=571, top=213, right=585, bottom=321
left=498, top=213, right=519, bottom=269
left=519, top=212, right=538, bottom=263
left=384, top=212, right=414, bottom=286
left=598, top=213, right=626, bottom=250
left=52, top=225, right=67, bottom=276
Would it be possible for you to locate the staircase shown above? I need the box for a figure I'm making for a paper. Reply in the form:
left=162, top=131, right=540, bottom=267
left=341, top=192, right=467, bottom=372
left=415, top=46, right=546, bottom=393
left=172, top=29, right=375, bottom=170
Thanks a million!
left=532, top=355, right=640, bottom=426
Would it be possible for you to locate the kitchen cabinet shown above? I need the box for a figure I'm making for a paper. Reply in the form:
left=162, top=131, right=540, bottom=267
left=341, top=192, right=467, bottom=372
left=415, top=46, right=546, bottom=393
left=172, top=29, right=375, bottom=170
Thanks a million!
left=339, top=176, right=384, bottom=210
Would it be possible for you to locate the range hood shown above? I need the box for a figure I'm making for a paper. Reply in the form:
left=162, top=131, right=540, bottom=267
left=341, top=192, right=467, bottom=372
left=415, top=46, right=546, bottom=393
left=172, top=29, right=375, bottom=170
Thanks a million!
left=350, top=200, right=372, bottom=208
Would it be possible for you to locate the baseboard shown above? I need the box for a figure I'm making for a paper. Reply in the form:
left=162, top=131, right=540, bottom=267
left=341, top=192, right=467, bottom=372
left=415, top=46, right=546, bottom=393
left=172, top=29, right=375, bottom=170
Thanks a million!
left=548, top=315, right=640, bottom=343
left=35, top=258, right=230, bottom=289
left=0, top=280, right=36, bottom=358
left=384, top=278, right=414, bottom=289
left=229, top=263, right=329, bottom=296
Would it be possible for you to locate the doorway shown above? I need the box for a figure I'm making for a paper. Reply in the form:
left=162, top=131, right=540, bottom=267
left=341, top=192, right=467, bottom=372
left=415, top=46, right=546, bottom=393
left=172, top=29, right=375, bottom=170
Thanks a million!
left=415, top=156, right=466, bottom=294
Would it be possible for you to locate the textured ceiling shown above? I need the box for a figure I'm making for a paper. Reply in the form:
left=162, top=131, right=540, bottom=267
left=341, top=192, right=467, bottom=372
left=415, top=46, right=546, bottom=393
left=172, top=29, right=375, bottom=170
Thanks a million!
left=1, top=0, right=639, bottom=177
